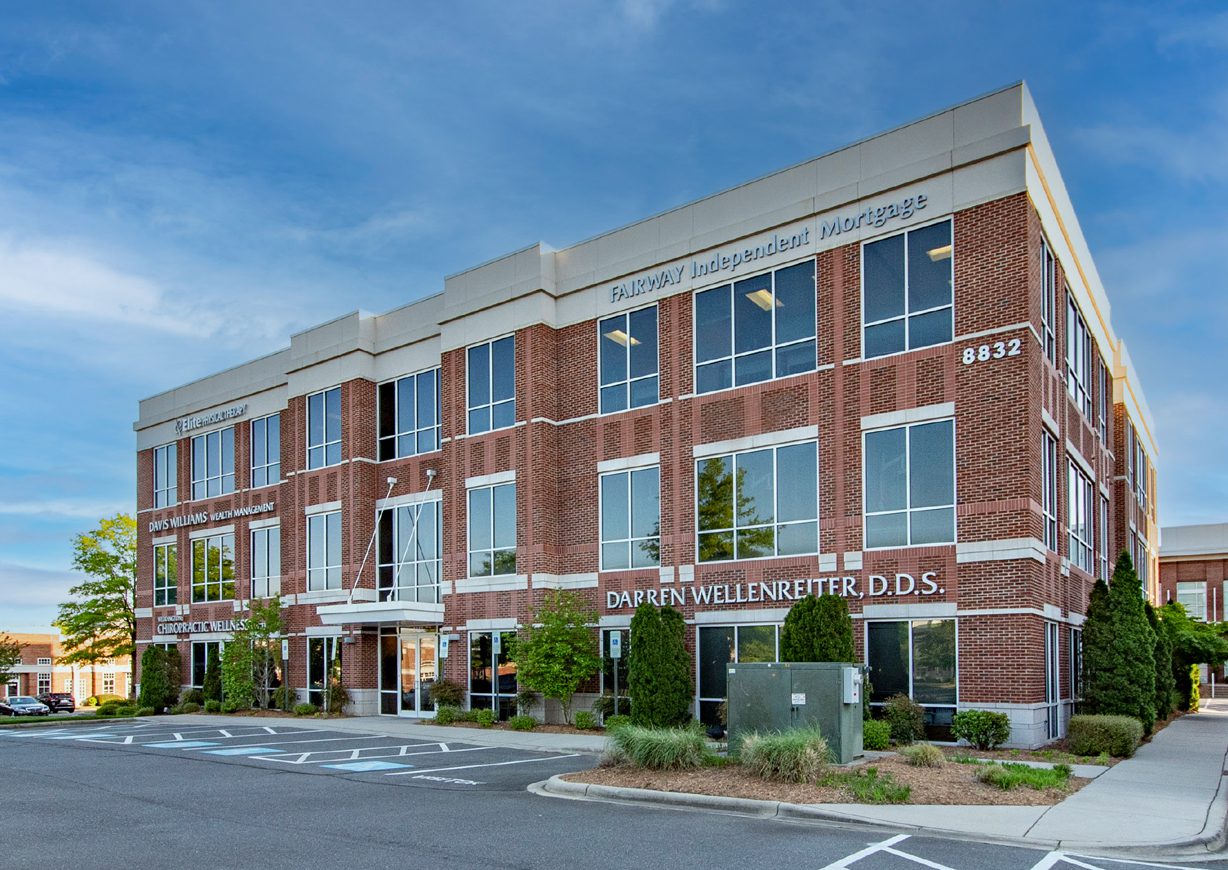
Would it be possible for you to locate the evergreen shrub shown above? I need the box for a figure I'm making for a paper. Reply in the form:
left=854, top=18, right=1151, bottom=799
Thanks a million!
left=430, top=679, right=465, bottom=707
left=573, top=710, right=598, bottom=730
left=627, top=602, right=692, bottom=728
left=434, top=705, right=460, bottom=725
left=202, top=647, right=222, bottom=704
left=951, top=710, right=1011, bottom=749
left=780, top=594, right=855, bottom=662
left=293, top=702, right=317, bottom=716
left=181, top=702, right=201, bottom=714
left=475, top=708, right=496, bottom=727
left=1067, top=714, right=1143, bottom=757
left=182, top=689, right=205, bottom=705
left=1145, top=603, right=1177, bottom=720
left=1081, top=554, right=1156, bottom=734
left=862, top=719, right=891, bottom=751
left=883, top=694, right=926, bottom=744
left=204, top=700, right=221, bottom=713
left=508, top=714, right=537, bottom=731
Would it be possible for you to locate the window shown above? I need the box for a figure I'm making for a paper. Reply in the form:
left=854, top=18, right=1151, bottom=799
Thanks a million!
left=1099, top=495, right=1110, bottom=581
left=250, top=525, right=281, bottom=598
left=1136, top=443, right=1148, bottom=514
left=308, top=637, right=341, bottom=707
left=154, top=543, right=178, bottom=606
left=867, top=619, right=957, bottom=734
left=863, top=220, right=952, bottom=358
left=599, top=306, right=660, bottom=412
left=467, top=336, right=515, bottom=434
left=1126, top=422, right=1135, bottom=494
left=191, top=533, right=235, bottom=602
left=864, top=419, right=955, bottom=548
left=1137, top=535, right=1149, bottom=588
left=469, top=631, right=517, bottom=719
left=1070, top=627, right=1083, bottom=701
left=377, top=500, right=441, bottom=603
left=191, top=642, right=221, bottom=688
left=190, top=428, right=235, bottom=499
left=250, top=413, right=281, bottom=488
left=467, top=483, right=516, bottom=576
left=600, top=629, right=629, bottom=713
left=696, top=442, right=818, bottom=562
left=600, top=466, right=660, bottom=570
left=1066, top=296, right=1093, bottom=419
left=1042, top=432, right=1058, bottom=552
left=1097, top=356, right=1109, bottom=442
left=1067, top=461, right=1094, bottom=574
left=1040, top=238, right=1057, bottom=364
left=102, top=673, right=116, bottom=696
left=307, top=387, right=342, bottom=469
left=36, top=657, right=51, bottom=666
left=307, top=511, right=342, bottom=591
left=694, top=261, right=816, bottom=393
left=1177, top=582, right=1207, bottom=621
left=378, top=369, right=441, bottom=460
left=154, top=443, right=177, bottom=507
left=697, top=624, right=779, bottom=724
left=37, top=673, right=51, bottom=695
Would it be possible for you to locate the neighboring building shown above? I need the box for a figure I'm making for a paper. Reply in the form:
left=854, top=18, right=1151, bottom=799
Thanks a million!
left=132, top=82, right=1158, bottom=746
left=1159, top=523, right=1228, bottom=623
left=1, top=632, right=132, bottom=701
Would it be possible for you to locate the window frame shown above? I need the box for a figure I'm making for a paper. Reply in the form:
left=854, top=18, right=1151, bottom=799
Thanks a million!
left=696, top=623, right=781, bottom=723
left=154, top=443, right=178, bottom=508
left=1098, top=494, right=1110, bottom=581
left=1040, top=237, right=1057, bottom=364
left=598, top=303, right=661, bottom=414
left=1177, top=582, right=1207, bottom=621
left=860, top=218, right=954, bottom=360
left=190, top=427, right=235, bottom=500
left=154, top=542, right=178, bottom=607
left=250, top=524, right=281, bottom=599
left=467, top=482, right=517, bottom=578
left=862, top=419, right=957, bottom=550
left=599, top=465, right=661, bottom=571
left=377, top=368, right=442, bottom=461
left=466, top=335, right=516, bottom=435
left=865, top=617, right=959, bottom=710
left=467, top=630, right=517, bottom=719
left=1066, top=294, right=1093, bottom=419
left=1067, top=460, right=1094, bottom=574
left=306, top=511, right=343, bottom=591
left=191, top=532, right=235, bottom=603
left=250, top=413, right=281, bottom=489
left=377, top=499, right=443, bottom=603
left=37, top=672, right=51, bottom=695
left=307, top=636, right=342, bottom=707
left=1097, top=355, right=1109, bottom=442
left=306, top=387, right=343, bottom=470
left=1042, top=431, right=1058, bottom=552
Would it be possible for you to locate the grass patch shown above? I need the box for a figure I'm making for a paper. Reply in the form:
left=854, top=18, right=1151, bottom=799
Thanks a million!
left=0, top=714, right=103, bottom=726
left=739, top=727, right=829, bottom=783
left=607, top=723, right=709, bottom=771
left=820, top=766, right=911, bottom=804
left=899, top=743, right=944, bottom=767
left=976, top=762, right=1072, bottom=791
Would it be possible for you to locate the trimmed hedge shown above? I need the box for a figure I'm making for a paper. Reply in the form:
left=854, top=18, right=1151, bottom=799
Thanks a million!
left=951, top=710, right=1011, bottom=750
left=1067, top=714, right=1143, bottom=758
left=862, top=719, right=891, bottom=751
left=293, top=702, right=318, bottom=716
left=434, top=704, right=461, bottom=725
left=508, top=714, right=537, bottom=731
left=739, top=727, right=830, bottom=783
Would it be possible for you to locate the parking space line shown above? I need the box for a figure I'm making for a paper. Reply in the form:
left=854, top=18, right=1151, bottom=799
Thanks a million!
left=255, top=744, right=492, bottom=766
left=383, top=753, right=582, bottom=777
left=145, top=741, right=220, bottom=749
left=817, top=834, right=911, bottom=870
left=881, top=845, right=958, bottom=870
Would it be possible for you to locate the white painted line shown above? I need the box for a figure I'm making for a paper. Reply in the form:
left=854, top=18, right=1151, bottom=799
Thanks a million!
left=1062, top=857, right=1205, bottom=870
left=215, top=734, right=388, bottom=750
left=256, top=745, right=493, bottom=766
left=383, top=753, right=582, bottom=777
left=1025, top=851, right=1066, bottom=870
left=817, top=834, right=910, bottom=870
left=883, top=845, right=959, bottom=870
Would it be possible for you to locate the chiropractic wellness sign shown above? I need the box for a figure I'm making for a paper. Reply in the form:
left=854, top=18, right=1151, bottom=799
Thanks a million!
left=604, top=571, right=943, bottom=612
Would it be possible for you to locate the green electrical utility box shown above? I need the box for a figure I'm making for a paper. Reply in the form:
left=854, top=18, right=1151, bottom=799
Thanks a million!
left=726, top=662, right=865, bottom=765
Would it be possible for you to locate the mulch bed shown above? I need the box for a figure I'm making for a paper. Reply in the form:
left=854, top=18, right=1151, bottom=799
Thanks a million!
left=565, top=755, right=1088, bottom=806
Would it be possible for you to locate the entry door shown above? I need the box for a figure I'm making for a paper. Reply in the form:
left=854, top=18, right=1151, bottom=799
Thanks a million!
left=399, top=633, right=437, bottom=717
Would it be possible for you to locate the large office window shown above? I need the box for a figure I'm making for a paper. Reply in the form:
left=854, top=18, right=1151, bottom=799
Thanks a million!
left=469, top=631, right=517, bottom=719
left=696, top=442, right=818, bottom=562
left=378, top=368, right=441, bottom=460
left=1066, top=297, right=1093, bottom=419
left=1068, top=461, right=1094, bottom=574
left=467, top=336, right=515, bottom=434
left=308, top=637, right=342, bottom=708
left=600, top=466, right=660, bottom=570
left=1041, top=238, right=1057, bottom=364
left=599, top=306, right=659, bottom=413
left=153, top=543, right=177, bottom=607
left=697, top=624, right=779, bottom=724
left=250, top=413, right=281, bottom=488
left=1042, top=432, right=1058, bottom=552
left=1099, top=494, right=1110, bottom=581
left=250, top=525, right=281, bottom=598
left=1097, top=356, right=1109, bottom=442
left=377, top=500, right=441, bottom=603
left=468, top=483, right=516, bottom=577
left=1136, top=443, right=1149, bottom=514
left=190, top=428, right=235, bottom=500
left=1126, top=422, right=1135, bottom=493
left=864, top=419, right=955, bottom=548
left=694, top=261, right=816, bottom=394
left=154, top=443, right=177, bottom=507
left=191, top=533, right=234, bottom=602
left=1177, top=582, right=1207, bottom=621
left=867, top=619, right=957, bottom=732
left=307, top=511, right=342, bottom=591
left=1137, top=535, right=1149, bottom=588
left=863, top=220, right=952, bottom=358
left=307, top=387, right=342, bottom=469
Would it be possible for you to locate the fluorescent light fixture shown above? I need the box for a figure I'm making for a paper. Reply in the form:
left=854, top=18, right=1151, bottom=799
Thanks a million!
left=744, top=288, right=782, bottom=311
left=604, top=329, right=640, bottom=347
left=927, top=244, right=953, bottom=262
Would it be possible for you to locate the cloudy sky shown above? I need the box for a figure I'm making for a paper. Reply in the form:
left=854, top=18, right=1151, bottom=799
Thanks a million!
left=1, top=1, right=1225, bottom=630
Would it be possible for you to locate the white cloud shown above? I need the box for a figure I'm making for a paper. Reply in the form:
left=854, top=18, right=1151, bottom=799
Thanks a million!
left=0, top=561, right=81, bottom=609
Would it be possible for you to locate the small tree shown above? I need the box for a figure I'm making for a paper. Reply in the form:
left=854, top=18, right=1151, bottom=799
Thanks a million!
left=137, top=646, right=178, bottom=712
left=513, top=590, right=602, bottom=725
left=203, top=646, right=223, bottom=704
left=1081, top=552, right=1156, bottom=733
left=780, top=594, right=855, bottom=662
left=627, top=602, right=692, bottom=727
left=0, top=634, right=24, bottom=689
left=221, top=627, right=256, bottom=710
left=246, top=597, right=284, bottom=709
left=1159, top=601, right=1228, bottom=712
left=1145, top=603, right=1176, bottom=721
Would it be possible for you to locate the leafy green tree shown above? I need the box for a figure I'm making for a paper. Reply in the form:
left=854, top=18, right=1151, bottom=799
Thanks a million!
left=246, top=597, right=284, bottom=709
left=0, top=634, right=24, bottom=688
left=137, top=646, right=179, bottom=712
left=1145, top=603, right=1177, bottom=720
left=1081, top=552, right=1156, bottom=732
left=203, top=645, right=223, bottom=704
left=513, top=590, right=602, bottom=724
left=628, top=602, right=693, bottom=727
left=221, top=626, right=255, bottom=710
left=56, top=514, right=137, bottom=693
left=1157, top=602, right=1228, bottom=711
left=780, top=594, right=855, bottom=662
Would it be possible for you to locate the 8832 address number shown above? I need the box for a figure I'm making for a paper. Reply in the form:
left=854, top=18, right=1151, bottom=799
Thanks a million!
left=962, top=339, right=1021, bottom=365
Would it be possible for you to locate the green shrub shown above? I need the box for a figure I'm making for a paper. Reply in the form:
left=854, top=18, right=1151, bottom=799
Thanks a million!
left=202, top=699, right=220, bottom=713
left=627, top=603, right=693, bottom=728
left=976, top=761, right=1071, bottom=791
left=883, top=694, right=926, bottom=745
left=604, top=714, right=632, bottom=732
left=293, top=702, right=317, bottom=716
left=97, top=700, right=126, bottom=713
left=592, top=692, right=632, bottom=720
left=900, top=743, right=944, bottom=767
left=182, top=688, right=204, bottom=705
left=168, top=704, right=184, bottom=714
left=780, top=594, right=855, bottom=662
left=90, top=694, right=126, bottom=706
left=181, top=702, right=201, bottom=714
left=97, top=706, right=117, bottom=718
left=138, top=645, right=179, bottom=712
left=739, top=727, right=830, bottom=783
left=1081, top=555, right=1156, bottom=734
left=114, top=705, right=138, bottom=716
left=951, top=710, right=1011, bottom=750
left=821, top=767, right=911, bottom=804
left=136, top=706, right=156, bottom=717
left=203, top=646, right=222, bottom=704
left=434, top=704, right=461, bottom=725
left=271, top=685, right=296, bottom=711
left=608, top=724, right=708, bottom=770
left=430, top=679, right=465, bottom=707
left=573, top=710, right=598, bottom=730
left=508, top=714, right=537, bottom=731
left=1067, top=714, right=1143, bottom=758
left=221, top=700, right=245, bottom=714
left=862, top=719, right=891, bottom=750
left=475, top=708, right=495, bottom=728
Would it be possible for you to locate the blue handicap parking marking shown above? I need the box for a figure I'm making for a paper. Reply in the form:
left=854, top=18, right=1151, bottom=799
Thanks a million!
left=145, top=741, right=219, bottom=749
left=48, top=733, right=112, bottom=740
left=204, top=746, right=275, bottom=756
left=323, top=760, right=412, bottom=772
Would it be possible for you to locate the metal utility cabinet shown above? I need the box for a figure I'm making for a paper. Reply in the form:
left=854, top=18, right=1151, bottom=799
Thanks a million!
left=726, top=662, right=864, bottom=764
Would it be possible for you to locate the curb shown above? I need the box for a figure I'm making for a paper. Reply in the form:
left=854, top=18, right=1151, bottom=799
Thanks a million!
left=0, top=715, right=125, bottom=729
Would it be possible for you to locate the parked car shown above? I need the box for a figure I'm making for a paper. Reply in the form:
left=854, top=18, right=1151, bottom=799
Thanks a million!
left=37, top=692, right=75, bottom=713
left=1, top=696, right=51, bottom=716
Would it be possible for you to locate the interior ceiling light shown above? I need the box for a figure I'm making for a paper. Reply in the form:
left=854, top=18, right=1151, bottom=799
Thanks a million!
left=745, top=288, right=782, bottom=311
left=604, top=329, right=640, bottom=347
left=927, top=244, right=953, bottom=262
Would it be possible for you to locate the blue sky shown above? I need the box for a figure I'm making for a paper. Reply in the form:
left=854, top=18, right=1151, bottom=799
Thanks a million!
left=1, top=1, right=1225, bottom=630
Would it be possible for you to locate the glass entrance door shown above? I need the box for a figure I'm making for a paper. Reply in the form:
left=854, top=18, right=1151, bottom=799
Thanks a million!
left=399, top=632, right=437, bottom=717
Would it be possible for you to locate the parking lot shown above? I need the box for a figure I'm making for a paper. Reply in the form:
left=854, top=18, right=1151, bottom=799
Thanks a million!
left=0, top=719, right=592, bottom=790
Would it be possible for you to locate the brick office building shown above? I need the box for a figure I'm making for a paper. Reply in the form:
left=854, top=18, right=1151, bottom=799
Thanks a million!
left=2, top=632, right=131, bottom=702
left=1159, top=523, right=1228, bottom=694
left=132, top=83, right=1158, bottom=746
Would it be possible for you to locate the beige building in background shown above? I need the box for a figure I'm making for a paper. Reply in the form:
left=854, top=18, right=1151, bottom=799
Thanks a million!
left=2, top=632, right=132, bottom=701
